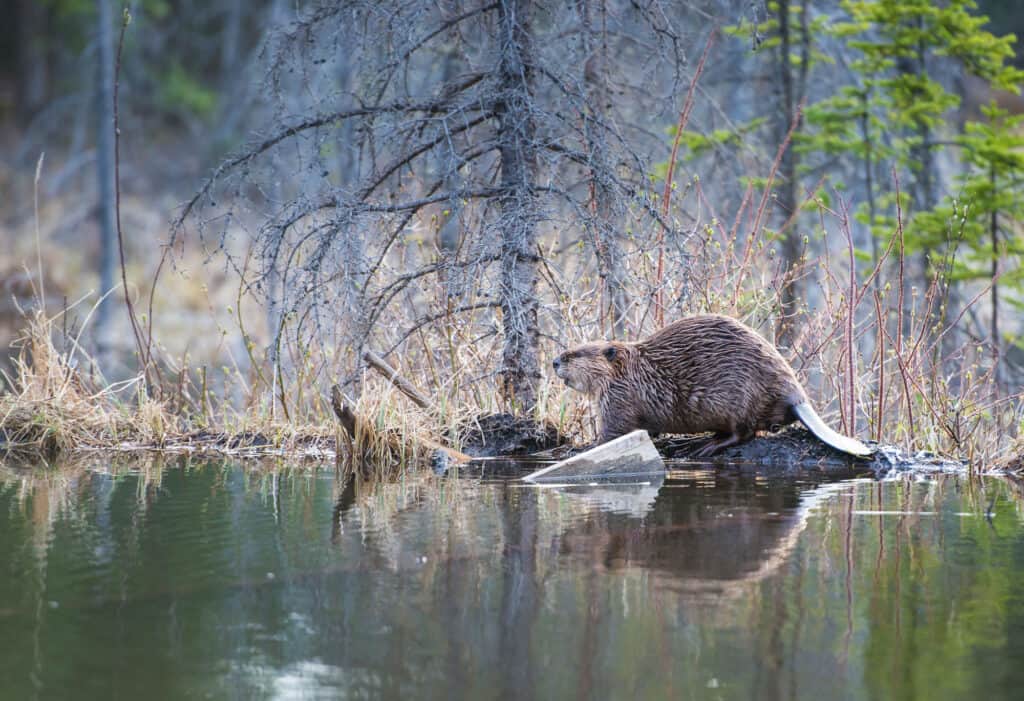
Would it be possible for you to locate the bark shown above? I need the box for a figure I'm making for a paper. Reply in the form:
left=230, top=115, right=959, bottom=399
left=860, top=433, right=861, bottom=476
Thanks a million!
left=581, top=0, right=627, bottom=338
left=859, top=89, right=880, bottom=297
left=436, top=43, right=463, bottom=257
left=900, top=32, right=955, bottom=365
left=775, top=0, right=807, bottom=346
left=496, top=0, right=541, bottom=410
left=94, top=0, right=118, bottom=368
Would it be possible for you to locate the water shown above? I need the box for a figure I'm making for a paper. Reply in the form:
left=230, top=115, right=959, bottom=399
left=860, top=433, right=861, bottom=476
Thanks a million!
left=2, top=458, right=1024, bottom=700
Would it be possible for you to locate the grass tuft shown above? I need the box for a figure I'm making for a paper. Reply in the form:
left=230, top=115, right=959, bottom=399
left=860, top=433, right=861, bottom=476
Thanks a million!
left=0, top=311, right=128, bottom=456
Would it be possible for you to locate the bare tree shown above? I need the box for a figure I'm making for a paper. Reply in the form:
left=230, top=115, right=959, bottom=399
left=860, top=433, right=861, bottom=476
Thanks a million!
left=774, top=0, right=809, bottom=346
left=14, top=0, right=50, bottom=125
left=176, top=0, right=689, bottom=414
left=580, top=0, right=628, bottom=338
left=494, top=0, right=541, bottom=408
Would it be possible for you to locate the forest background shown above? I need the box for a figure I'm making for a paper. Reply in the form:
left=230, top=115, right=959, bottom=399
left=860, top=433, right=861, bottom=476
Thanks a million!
left=1, top=0, right=1023, bottom=463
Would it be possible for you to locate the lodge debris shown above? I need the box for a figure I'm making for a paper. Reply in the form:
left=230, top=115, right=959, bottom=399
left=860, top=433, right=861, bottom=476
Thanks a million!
left=458, top=412, right=565, bottom=456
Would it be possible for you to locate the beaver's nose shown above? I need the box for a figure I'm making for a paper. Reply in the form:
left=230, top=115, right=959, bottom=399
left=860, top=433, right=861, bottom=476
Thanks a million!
left=552, top=357, right=561, bottom=370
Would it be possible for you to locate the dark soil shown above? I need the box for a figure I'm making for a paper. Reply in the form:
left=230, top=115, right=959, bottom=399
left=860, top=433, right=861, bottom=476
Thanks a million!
left=660, top=426, right=965, bottom=473
left=657, top=426, right=870, bottom=468
left=457, top=413, right=567, bottom=457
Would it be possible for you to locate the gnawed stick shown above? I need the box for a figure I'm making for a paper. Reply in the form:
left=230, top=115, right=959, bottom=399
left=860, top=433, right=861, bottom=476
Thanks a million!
left=362, top=350, right=436, bottom=413
left=330, top=384, right=470, bottom=466
left=330, top=385, right=359, bottom=436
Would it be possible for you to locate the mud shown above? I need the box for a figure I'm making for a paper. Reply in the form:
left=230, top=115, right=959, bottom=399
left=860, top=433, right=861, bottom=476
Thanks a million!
left=654, top=425, right=965, bottom=473
left=521, top=425, right=966, bottom=474
left=457, top=413, right=566, bottom=456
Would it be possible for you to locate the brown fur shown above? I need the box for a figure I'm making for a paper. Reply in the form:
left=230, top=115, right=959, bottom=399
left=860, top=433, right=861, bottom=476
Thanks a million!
left=554, top=315, right=831, bottom=456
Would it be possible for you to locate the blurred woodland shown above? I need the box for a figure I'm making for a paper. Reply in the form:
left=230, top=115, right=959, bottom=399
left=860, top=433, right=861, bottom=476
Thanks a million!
left=1, top=0, right=1024, bottom=460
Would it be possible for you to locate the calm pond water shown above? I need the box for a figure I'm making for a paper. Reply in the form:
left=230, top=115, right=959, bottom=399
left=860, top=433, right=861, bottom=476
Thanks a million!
left=2, top=458, right=1024, bottom=700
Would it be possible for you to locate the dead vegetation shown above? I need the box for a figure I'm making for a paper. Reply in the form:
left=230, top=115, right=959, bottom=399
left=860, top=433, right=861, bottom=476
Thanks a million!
left=0, top=311, right=140, bottom=457
left=0, top=306, right=492, bottom=469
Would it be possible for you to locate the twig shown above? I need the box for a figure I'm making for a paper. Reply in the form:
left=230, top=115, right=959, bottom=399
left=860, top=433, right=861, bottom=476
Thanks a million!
left=838, top=194, right=856, bottom=434
left=200, top=366, right=210, bottom=424
left=34, top=153, right=45, bottom=309
left=173, top=100, right=490, bottom=233
left=112, top=9, right=149, bottom=387
left=656, top=31, right=714, bottom=325
left=329, top=383, right=469, bottom=463
left=893, top=170, right=914, bottom=442
left=873, top=291, right=885, bottom=442
left=382, top=302, right=500, bottom=357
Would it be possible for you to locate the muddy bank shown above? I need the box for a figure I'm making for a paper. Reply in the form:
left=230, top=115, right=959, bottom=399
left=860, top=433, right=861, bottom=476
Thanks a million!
left=0, top=411, right=967, bottom=476
left=519, top=425, right=966, bottom=475
left=140, top=425, right=970, bottom=475
left=656, top=426, right=966, bottom=473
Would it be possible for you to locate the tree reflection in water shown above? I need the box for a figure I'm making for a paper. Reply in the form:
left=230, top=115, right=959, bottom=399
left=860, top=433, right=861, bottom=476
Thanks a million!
left=1, top=459, right=1022, bottom=700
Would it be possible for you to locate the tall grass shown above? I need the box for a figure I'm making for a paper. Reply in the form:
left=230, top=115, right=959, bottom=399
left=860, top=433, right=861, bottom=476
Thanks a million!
left=0, top=311, right=136, bottom=456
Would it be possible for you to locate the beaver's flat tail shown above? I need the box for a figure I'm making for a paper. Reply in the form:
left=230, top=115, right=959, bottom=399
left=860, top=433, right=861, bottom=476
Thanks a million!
left=791, top=401, right=874, bottom=458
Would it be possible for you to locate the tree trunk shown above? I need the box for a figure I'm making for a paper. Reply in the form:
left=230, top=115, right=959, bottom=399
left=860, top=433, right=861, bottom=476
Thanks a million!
left=220, top=0, right=243, bottom=78
left=496, top=0, right=541, bottom=411
left=901, top=32, right=956, bottom=366
left=860, top=89, right=880, bottom=296
left=581, top=0, right=627, bottom=338
left=774, top=0, right=807, bottom=346
left=436, top=41, right=463, bottom=257
left=94, top=0, right=118, bottom=369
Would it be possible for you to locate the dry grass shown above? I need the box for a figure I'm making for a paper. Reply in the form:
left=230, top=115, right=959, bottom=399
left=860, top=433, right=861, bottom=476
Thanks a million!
left=333, top=378, right=441, bottom=479
left=0, top=311, right=137, bottom=456
left=2, top=189, right=1018, bottom=474
left=0, top=310, right=340, bottom=461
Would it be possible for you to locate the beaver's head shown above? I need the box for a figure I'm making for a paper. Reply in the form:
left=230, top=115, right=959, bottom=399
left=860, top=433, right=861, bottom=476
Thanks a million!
left=552, top=342, right=629, bottom=396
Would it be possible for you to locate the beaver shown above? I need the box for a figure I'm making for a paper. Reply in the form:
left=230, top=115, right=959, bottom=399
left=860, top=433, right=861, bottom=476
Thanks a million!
left=552, top=314, right=873, bottom=458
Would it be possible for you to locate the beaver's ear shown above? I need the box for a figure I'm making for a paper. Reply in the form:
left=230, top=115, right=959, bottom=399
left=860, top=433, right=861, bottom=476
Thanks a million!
left=603, top=346, right=617, bottom=362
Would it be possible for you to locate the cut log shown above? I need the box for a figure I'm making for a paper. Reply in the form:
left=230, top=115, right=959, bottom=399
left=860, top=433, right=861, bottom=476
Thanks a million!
left=330, top=387, right=359, bottom=437
left=522, top=430, right=665, bottom=483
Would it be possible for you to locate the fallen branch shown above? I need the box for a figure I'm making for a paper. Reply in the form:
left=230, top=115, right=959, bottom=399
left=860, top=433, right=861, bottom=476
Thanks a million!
left=362, top=350, right=437, bottom=412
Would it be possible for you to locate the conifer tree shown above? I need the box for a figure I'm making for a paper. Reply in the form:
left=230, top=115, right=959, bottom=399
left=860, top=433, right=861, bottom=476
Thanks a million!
left=916, top=104, right=1024, bottom=384
left=804, top=0, right=1022, bottom=257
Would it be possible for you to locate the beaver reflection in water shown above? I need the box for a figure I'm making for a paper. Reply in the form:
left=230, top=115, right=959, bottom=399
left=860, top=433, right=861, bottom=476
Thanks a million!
left=552, top=314, right=873, bottom=458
